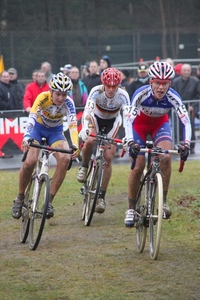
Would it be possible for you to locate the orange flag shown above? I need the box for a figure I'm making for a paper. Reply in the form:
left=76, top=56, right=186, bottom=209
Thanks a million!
left=0, top=55, right=5, bottom=73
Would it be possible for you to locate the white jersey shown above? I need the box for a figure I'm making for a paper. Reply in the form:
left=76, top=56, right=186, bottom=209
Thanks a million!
left=82, top=85, right=131, bottom=129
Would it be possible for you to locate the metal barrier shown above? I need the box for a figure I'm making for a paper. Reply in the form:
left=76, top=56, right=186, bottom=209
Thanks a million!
left=170, top=99, right=200, bottom=145
left=0, top=101, right=199, bottom=155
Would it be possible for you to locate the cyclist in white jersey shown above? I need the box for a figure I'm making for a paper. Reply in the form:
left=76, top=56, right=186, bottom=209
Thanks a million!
left=77, top=67, right=131, bottom=214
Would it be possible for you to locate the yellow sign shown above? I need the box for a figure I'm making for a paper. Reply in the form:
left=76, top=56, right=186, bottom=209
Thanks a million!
left=0, top=55, right=5, bottom=73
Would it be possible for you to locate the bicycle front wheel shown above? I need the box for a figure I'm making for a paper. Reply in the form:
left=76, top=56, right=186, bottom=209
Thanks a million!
left=149, top=172, right=163, bottom=260
left=29, top=173, right=50, bottom=250
left=136, top=170, right=148, bottom=253
left=20, top=176, right=34, bottom=243
left=85, top=159, right=103, bottom=226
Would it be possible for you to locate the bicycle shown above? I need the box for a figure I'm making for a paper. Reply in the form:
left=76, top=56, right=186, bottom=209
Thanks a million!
left=20, top=138, right=74, bottom=250
left=130, top=141, right=184, bottom=260
left=80, top=129, right=122, bottom=226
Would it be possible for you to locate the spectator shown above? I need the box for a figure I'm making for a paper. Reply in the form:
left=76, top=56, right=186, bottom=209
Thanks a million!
left=82, top=60, right=101, bottom=94
left=23, top=70, right=49, bottom=113
left=172, top=63, right=200, bottom=154
left=0, top=70, right=16, bottom=110
left=165, top=58, right=174, bottom=67
left=164, top=58, right=181, bottom=83
left=41, top=61, right=53, bottom=83
left=32, top=69, right=38, bottom=82
left=81, top=62, right=90, bottom=79
left=196, top=64, right=200, bottom=80
left=60, top=64, right=72, bottom=76
left=68, top=66, right=88, bottom=107
left=127, top=63, right=149, bottom=99
left=174, top=63, right=183, bottom=77
left=8, top=67, right=25, bottom=109
left=99, top=55, right=112, bottom=74
left=120, top=69, right=130, bottom=90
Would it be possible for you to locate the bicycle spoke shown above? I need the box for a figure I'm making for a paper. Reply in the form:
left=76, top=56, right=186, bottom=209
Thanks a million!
left=136, top=171, right=147, bottom=253
left=149, top=172, right=163, bottom=260
left=85, top=159, right=103, bottom=226
left=29, top=174, right=50, bottom=250
left=20, top=178, right=34, bottom=243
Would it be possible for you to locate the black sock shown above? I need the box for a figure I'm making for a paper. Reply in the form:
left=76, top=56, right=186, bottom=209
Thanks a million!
left=17, top=193, right=24, bottom=201
left=128, top=198, right=136, bottom=209
left=163, top=191, right=168, bottom=204
left=99, top=190, right=106, bottom=199
left=49, top=194, right=55, bottom=205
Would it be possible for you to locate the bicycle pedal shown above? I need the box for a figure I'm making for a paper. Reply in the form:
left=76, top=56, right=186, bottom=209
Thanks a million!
left=143, top=217, right=149, bottom=227
left=80, top=187, right=85, bottom=195
left=35, top=213, right=42, bottom=219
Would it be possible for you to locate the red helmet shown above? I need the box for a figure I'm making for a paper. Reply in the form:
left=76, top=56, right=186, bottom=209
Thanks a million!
left=101, top=68, right=122, bottom=86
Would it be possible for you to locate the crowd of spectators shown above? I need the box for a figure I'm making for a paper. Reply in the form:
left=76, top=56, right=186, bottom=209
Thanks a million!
left=1, top=55, right=200, bottom=152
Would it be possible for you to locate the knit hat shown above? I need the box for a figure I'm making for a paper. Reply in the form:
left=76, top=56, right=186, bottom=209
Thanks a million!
left=101, top=55, right=112, bottom=68
left=174, top=63, right=183, bottom=75
left=121, top=69, right=130, bottom=78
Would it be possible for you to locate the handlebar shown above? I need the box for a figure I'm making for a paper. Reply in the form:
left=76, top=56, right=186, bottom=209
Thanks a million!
left=22, top=140, right=76, bottom=162
left=89, top=133, right=122, bottom=144
left=130, top=147, right=185, bottom=172
left=80, top=133, right=123, bottom=149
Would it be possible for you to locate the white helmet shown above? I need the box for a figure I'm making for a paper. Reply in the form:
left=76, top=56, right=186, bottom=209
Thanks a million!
left=49, top=72, right=73, bottom=92
left=148, top=61, right=175, bottom=80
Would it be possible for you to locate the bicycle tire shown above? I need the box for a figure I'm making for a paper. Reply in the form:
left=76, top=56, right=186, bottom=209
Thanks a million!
left=29, top=173, right=50, bottom=250
left=149, top=172, right=163, bottom=260
left=81, top=160, right=93, bottom=221
left=136, top=170, right=148, bottom=253
left=20, top=177, right=34, bottom=243
left=85, top=158, right=103, bottom=226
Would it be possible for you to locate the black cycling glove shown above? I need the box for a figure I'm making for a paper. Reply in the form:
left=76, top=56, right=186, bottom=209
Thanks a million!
left=129, top=142, right=140, bottom=159
left=179, top=143, right=190, bottom=162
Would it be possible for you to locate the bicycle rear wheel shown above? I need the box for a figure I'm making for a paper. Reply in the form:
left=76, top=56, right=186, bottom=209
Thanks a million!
left=81, top=161, right=93, bottom=221
left=85, top=159, right=103, bottom=226
left=20, top=176, right=34, bottom=243
left=149, top=172, right=163, bottom=260
left=29, top=173, right=50, bottom=250
left=136, top=170, right=148, bottom=253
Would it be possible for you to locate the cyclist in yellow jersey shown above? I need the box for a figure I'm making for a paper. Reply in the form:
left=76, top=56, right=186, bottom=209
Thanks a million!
left=12, top=73, right=80, bottom=219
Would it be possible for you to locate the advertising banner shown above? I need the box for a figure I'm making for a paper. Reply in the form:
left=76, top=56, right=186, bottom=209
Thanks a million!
left=0, top=108, right=125, bottom=155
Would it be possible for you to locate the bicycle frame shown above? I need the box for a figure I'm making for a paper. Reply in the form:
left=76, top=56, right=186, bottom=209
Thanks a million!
left=134, top=141, right=184, bottom=260
left=81, top=130, right=122, bottom=226
left=20, top=139, right=74, bottom=250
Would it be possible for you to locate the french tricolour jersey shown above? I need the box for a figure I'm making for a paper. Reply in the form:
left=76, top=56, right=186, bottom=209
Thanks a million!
left=125, top=85, right=191, bottom=144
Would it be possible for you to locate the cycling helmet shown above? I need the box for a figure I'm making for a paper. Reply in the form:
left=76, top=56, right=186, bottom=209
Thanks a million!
left=49, top=72, right=73, bottom=92
left=101, top=68, right=122, bottom=86
left=148, top=61, right=175, bottom=80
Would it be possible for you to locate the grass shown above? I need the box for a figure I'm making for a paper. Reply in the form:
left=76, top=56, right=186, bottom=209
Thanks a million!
left=0, top=160, right=200, bottom=300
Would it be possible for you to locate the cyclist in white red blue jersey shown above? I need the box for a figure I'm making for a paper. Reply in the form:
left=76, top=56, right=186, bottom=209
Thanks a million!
left=77, top=67, right=131, bottom=214
left=124, top=61, right=192, bottom=227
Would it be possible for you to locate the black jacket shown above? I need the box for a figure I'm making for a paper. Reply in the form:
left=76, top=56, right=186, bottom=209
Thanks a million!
left=9, top=79, right=25, bottom=109
left=172, top=76, right=200, bottom=118
left=82, top=73, right=102, bottom=94
left=0, top=81, right=15, bottom=110
left=127, top=76, right=149, bottom=99
left=172, top=76, right=200, bottom=100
